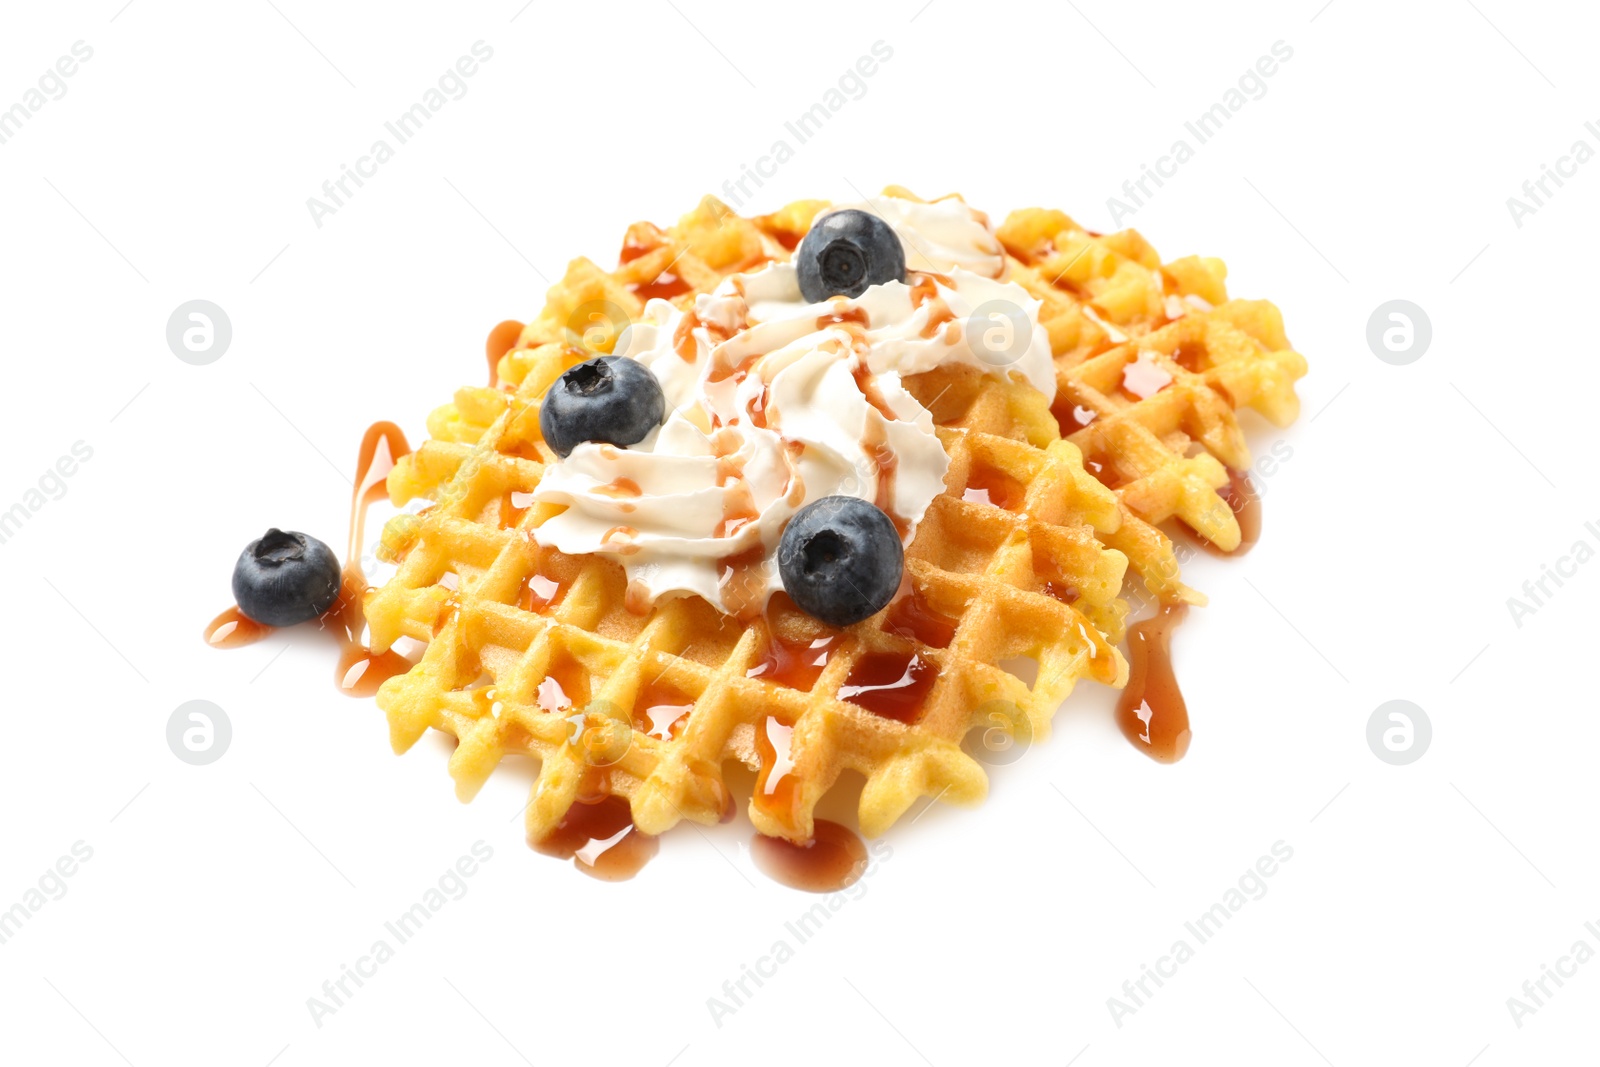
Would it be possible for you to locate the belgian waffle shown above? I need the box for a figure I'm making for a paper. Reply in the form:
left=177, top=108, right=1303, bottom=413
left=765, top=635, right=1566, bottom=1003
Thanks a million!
left=364, top=195, right=1137, bottom=845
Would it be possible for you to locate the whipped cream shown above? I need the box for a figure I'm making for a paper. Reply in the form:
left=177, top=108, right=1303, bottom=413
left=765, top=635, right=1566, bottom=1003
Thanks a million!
left=531, top=196, right=1056, bottom=616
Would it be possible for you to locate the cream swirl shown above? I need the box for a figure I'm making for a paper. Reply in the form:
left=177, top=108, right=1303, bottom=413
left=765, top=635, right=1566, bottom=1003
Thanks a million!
left=530, top=195, right=1054, bottom=616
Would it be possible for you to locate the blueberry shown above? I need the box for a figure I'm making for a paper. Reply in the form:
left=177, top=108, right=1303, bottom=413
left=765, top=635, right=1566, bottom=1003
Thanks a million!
left=778, top=497, right=904, bottom=627
left=539, top=356, right=666, bottom=458
left=796, top=209, right=907, bottom=303
left=232, top=529, right=342, bottom=626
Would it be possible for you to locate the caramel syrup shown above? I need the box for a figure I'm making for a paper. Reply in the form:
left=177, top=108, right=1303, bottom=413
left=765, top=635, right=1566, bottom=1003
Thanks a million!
left=962, top=465, right=1028, bottom=510
left=838, top=650, right=936, bottom=724
left=1176, top=467, right=1263, bottom=557
left=1082, top=447, right=1128, bottom=490
left=204, top=607, right=271, bottom=648
left=619, top=230, right=659, bottom=264
left=716, top=545, right=769, bottom=621
left=329, top=421, right=416, bottom=696
left=521, top=570, right=566, bottom=612
left=1117, top=603, right=1190, bottom=763
left=531, top=796, right=659, bottom=882
left=711, top=432, right=760, bottom=538
left=1216, top=468, right=1262, bottom=555
left=596, top=477, right=641, bottom=499
left=485, top=319, right=524, bottom=388
left=750, top=819, right=868, bottom=893
left=746, top=628, right=836, bottom=691
left=1051, top=392, right=1098, bottom=436
left=203, top=422, right=415, bottom=699
left=883, top=586, right=958, bottom=649
left=1040, top=580, right=1080, bottom=605
left=909, top=273, right=956, bottom=338
left=1172, top=340, right=1208, bottom=373
left=753, top=715, right=802, bottom=835
left=634, top=679, right=694, bottom=740
left=499, top=489, right=535, bottom=529
left=601, top=526, right=642, bottom=555
left=535, top=656, right=590, bottom=715
left=817, top=305, right=870, bottom=330
left=851, top=366, right=908, bottom=536
left=632, top=271, right=693, bottom=303
left=1119, top=351, right=1173, bottom=400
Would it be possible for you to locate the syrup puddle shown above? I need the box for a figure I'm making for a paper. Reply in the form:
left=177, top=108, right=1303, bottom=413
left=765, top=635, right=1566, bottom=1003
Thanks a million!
left=750, top=819, right=868, bottom=893
left=531, top=796, right=660, bottom=882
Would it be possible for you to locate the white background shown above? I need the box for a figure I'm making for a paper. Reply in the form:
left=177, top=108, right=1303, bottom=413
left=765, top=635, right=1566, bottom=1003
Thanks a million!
left=0, top=1, right=1593, bottom=1063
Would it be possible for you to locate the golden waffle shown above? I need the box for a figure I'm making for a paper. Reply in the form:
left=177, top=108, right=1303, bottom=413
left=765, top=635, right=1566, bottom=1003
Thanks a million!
left=364, top=195, right=1137, bottom=846
left=993, top=201, right=1308, bottom=602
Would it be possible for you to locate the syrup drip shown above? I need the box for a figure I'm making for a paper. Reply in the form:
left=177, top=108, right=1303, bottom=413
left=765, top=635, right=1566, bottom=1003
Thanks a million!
left=1117, top=603, right=1190, bottom=762
left=530, top=796, right=659, bottom=882
left=838, top=651, right=936, bottom=724
left=625, top=579, right=654, bottom=616
left=203, top=422, right=415, bottom=699
left=1214, top=468, right=1262, bottom=555
left=908, top=273, right=956, bottom=339
left=753, top=715, right=801, bottom=835
left=907, top=271, right=953, bottom=307
left=851, top=366, right=908, bottom=537
left=750, top=819, right=868, bottom=893
left=485, top=320, right=524, bottom=388
left=619, top=226, right=662, bottom=264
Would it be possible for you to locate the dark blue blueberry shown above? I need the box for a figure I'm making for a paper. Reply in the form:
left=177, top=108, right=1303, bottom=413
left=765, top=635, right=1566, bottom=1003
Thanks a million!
left=232, top=529, right=342, bottom=626
left=539, top=356, right=666, bottom=458
left=778, top=496, right=903, bottom=627
left=796, top=209, right=906, bottom=303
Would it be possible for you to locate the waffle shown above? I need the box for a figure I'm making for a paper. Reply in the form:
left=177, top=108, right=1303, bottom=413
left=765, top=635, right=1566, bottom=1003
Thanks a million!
left=364, top=195, right=1136, bottom=845
left=993, top=201, right=1308, bottom=603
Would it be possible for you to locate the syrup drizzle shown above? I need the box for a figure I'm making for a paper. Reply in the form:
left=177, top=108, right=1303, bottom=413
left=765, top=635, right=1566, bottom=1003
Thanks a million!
left=203, top=422, right=415, bottom=699
left=750, top=819, right=868, bottom=893
left=1117, top=603, right=1190, bottom=763
left=485, top=320, right=524, bottom=389
left=1214, top=468, right=1262, bottom=555
left=632, top=271, right=693, bottom=303
left=753, top=715, right=802, bottom=836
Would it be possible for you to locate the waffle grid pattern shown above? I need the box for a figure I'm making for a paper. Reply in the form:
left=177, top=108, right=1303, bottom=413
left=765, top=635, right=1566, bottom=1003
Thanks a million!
left=994, top=202, right=1308, bottom=602
left=365, top=195, right=1141, bottom=844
